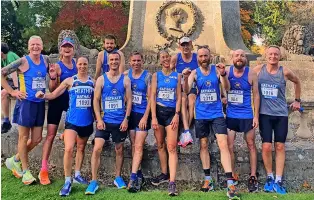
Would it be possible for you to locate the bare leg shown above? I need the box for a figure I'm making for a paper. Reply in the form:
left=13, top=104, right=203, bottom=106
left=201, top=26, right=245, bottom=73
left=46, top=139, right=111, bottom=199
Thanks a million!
left=131, top=131, right=147, bottom=174
left=129, top=130, right=136, bottom=157
left=216, top=134, right=232, bottom=173
left=75, top=135, right=89, bottom=172
left=154, top=125, right=167, bottom=174
left=63, top=129, right=77, bottom=177
left=275, top=142, right=285, bottom=177
left=187, top=94, right=196, bottom=126
left=165, top=126, right=178, bottom=182
left=1, top=89, right=10, bottom=119
left=199, top=137, right=210, bottom=169
left=181, top=94, right=189, bottom=131
left=41, top=124, right=58, bottom=165
left=115, top=142, right=124, bottom=177
left=227, top=130, right=236, bottom=175
left=262, top=143, right=273, bottom=174
left=91, top=138, right=105, bottom=180
left=245, top=129, right=257, bottom=177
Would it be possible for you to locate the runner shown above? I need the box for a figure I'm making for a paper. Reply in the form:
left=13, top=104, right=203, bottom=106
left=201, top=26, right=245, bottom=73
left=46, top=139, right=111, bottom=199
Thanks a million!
left=254, top=45, right=301, bottom=194
left=38, top=37, right=78, bottom=185
left=124, top=52, right=152, bottom=193
left=170, top=37, right=197, bottom=147
left=150, top=50, right=181, bottom=196
left=94, top=34, right=125, bottom=80
left=36, top=56, right=94, bottom=196
left=1, top=42, right=19, bottom=133
left=2, top=36, right=56, bottom=185
left=85, top=52, right=132, bottom=195
left=226, top=49, right=260, bottom=192
left=183, top=46, right=240, bottom=199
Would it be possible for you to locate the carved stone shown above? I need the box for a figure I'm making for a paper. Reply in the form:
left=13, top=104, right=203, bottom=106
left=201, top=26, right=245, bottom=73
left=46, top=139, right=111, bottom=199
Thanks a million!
left=296, top=112, right=313, bottom=139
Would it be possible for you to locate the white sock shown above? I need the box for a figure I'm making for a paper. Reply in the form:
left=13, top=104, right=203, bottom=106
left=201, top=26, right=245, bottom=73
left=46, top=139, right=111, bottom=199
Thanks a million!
left=267, top=173, right=274, bottom=179
left=65, top=176, right=71, bottom=183
left=275, top=175, right=282, bottom=183
left=75, top=170, right=81, bottom=178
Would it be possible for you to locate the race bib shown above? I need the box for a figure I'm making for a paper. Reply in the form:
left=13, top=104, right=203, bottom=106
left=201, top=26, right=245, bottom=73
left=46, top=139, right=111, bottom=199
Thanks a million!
left=32, top=79, right=46, bottom=89
left=228, top=91, right=243, bottom=104
left=105, top=100, right=123, bottom=110
left=261, top=86, right=278, bottom=99
left=76, top=98, right=91, bottom=107
left=200, top=92, right=217, bottom=102
left=132, top=94, right=142, bottom=104
left=158, top=90, right=175, bottom=100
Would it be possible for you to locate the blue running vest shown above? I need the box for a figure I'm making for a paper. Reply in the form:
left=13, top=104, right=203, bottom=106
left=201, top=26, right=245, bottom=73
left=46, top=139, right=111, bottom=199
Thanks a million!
left=226, top=66, right=253, bottom=119
left=128, top=69, right=148, bottom=114
left=66, top=75, right=94, bottom=126
left=102, top=49, right=118, bottom=73
left=195, top=65, right=224, bottom=119
left=58, top=59, right=77, bottom=97
left=156, top=71, right=178, bottom=108
left=175, top=53, right=198, bottom=73
left=102, top=73, right=125, bottom=124
left=20, top=55, right=47, bottom=102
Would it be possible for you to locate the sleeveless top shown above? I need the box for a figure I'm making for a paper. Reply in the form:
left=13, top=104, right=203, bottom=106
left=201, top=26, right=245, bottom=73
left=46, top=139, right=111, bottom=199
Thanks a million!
left=128, top=69, right=149, bottom=114
left=175, top=53, right=198, bottom=73
left=102, top=73, right=125, bottom=124
left=227, top=66, right=253, bottom=119
left=66, top=75, right=94, bottom=126
left=57, top=59, right=77, bottom=98
left=156, top=71, right=178, bottom=108
left=195, top=65, right=224, bottom=119
left=19, top=55, right=47, bottom=102
left=258, top=65, right=287, bottom=116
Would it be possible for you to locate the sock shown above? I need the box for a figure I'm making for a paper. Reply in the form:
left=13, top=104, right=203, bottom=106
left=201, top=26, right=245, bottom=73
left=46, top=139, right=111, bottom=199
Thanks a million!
left=75, top=170, right=81, bottom=178
left=23, top=169, right=28, bottom=174
left=169, top=181, right=175, bottom=185
left=267, top=173, right=274, bottom=180
left=226, top=172, right=234, bottom=186
left=275, top=175, right=282, bottom=183
left=137, top=169, right=143, bottom=178
left=130, top=173, right=137, bottom=181
left=41, top=160, right=48, bottom=171
left=205, top=176, right=212, bottom=181
left=13, top=156, right=19, bottom=162
left=184, top=129, right=189, bottom=133
left=65, top=176, right=71, bottom=183
left=3, top=117, right=9, bottom=123
left=204, top=169, right=211, bottom=176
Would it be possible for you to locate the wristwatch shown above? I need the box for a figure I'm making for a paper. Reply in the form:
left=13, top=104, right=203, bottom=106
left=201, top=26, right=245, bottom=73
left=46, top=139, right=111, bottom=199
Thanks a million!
left=125, top=116, right=130, bottom=121
left=295, top=98, right=301, bottom=102
left=175, top=111, right=181, bottom=115
left=221, top=72, right=227, bottom=77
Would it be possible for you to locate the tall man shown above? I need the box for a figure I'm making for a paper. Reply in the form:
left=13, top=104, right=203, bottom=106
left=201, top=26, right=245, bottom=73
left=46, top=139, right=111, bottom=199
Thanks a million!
left=170, top=37, right=198, bottom=139
left=254, top=45, right=301, bottom=194
left=1, top=42, right=19, bottom=133
left=94, top=34, right=125, bottom=80
left=85, top=52, right=132, bottom=194
left=226, top=49, right=260, bottom=192
left=2, top=36, right=57, bottom=184
left=184, top=46, right=240, bottom=199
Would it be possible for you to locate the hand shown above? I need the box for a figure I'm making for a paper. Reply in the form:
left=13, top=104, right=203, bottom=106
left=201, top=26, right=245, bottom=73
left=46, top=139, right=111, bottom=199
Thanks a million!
left=11, top=89, right=27, bottom=100
left=290, top=101, right=301, bottom=111
left=138, top=116, right=148, bottom=131
left=216, top=63, right=226, bottom=76
left=152, top=117, right=159, bottom=130
left=96, top=119, right=105, bottom=130
left=170, top=114, right=179, bottom=130
left=252, top=117, right=259, bottom=129
left=221, top=97, right=227, bottom=105
left=182, top=68, right=191, bottom=79
left=120, top=118, right=128, bottom=132
left=49, top=63, right=57, bottom=80
left=35, top=91, right=45, bottom=99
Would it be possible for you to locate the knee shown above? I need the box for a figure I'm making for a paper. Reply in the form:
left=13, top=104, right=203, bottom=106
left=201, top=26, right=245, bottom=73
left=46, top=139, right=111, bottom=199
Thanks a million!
left=93, top=147, right=102, bottom=156
left=18, top=134, right=28, bottom=142
left=182, top=95, right=187, bottom=105
left=167, top=143, right=177, bottom=154
left=134, top=144, right=144, bottom=154
left=157, top=141, right=166, bottom=151
left=77, top=144, right=86, bottom=153
left=275, top=143, right=285, bottom=152
left=46, top=133, right=56, bottom=142
left=33, top=136, right=42, bottom=146
left=262, top=143, right=272, bottom=153
left=228, top=142, right=234, bottom=152
left=200, top=142, right=208, bottom=151
left=217, top=139, right=229, bottom=151
left=115, top=145, right=124, bottom=156
left=246, top=140, right=256, bottom=152
left=64, top=145, right=74, bottom=154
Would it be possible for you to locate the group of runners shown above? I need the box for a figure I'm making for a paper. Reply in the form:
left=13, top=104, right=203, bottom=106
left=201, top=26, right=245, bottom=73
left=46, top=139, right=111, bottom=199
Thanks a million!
left=1, top=35, right=301, bottom=199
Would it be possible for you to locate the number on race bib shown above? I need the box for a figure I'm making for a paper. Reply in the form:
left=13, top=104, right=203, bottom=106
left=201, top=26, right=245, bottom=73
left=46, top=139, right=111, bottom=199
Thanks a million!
left=132, top=95, right=142, bottom=104
left=158, top=90, right=175, bottom=100
left=228, top=93, right=243, bottom=104
left=261, top=87, right=278, bottom=99
left=32, top=80, right=46, bottom=89
left=76, top=99, right=91, bottom=107
left=200, top=93, right=217, bottom=102
left=105, top=100, right=123, bottom=110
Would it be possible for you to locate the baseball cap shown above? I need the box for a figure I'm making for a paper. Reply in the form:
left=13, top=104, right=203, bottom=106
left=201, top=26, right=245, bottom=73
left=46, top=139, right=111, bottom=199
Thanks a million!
left=179, top=37, right=191, bottom=44
left=61, top=37, right=75, bottom=47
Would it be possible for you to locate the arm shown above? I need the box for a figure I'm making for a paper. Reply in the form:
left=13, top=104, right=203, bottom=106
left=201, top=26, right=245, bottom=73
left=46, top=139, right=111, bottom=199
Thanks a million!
left=285, top=67, right=301, bottom=110
left=48, top=64, right=61, bottom=92
left=94, top=51, right=103, bottom=80
left=170, top=54, right=178, bottom=71
left=251, top=70, right=260, bottom=128
left=183, top=70, right=196, bottom=94
left=170, top=74, right=182, bottom=130
left=150, top=73, right=158, bottom=128
left=44, top=77, right=71, bottom=100
left=118, top=50, right=125, bottom=74
left=218, top=69, right=230, bottom=91
left=143, top=73, right=152, bottom=118
left=123, top=69, right=129, bottom=76
left=120, top=76, right=132, bottom=131
left=93, top=76, right=104, bottom=122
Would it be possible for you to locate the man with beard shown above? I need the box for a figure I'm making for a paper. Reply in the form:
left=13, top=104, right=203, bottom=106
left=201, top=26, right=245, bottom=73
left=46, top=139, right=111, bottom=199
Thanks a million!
left=94, top=34, right=125, bottom=80
left=183, top=46, right=240, bottom=199
left=254, top=45, right=301, bottom=194
left=225, top=49, right=260, bottom=192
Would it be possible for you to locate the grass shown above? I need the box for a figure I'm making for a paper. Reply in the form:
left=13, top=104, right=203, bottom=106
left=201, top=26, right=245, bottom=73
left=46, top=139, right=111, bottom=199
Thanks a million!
left=1, top=167, right=314, bottom=200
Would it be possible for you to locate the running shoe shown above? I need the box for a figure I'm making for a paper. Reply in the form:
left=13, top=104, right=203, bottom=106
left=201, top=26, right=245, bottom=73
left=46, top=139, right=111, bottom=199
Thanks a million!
left=264, top=176, right=275, bottom=192
left=85, top=180, right=99, bottom=195
left=227, top=183, right=240, bottom=200
left=114, top=176, right=127, bottom=189
left=22, top=170, right=36, bottom=185
left=38, top=170, right=51, bottom=185
left=128, top=179, right=139, bottom=193
left=248, top=176, right=258, bottom=192
left=273, top=181, right=287, bottom=194
left=73, top=175, right=89, bottom=184
left=151, top=173, right=169, bottom=186
left=5, top=156, right=22, bottom=178
left=1, top=122, right=12, bottom=134
left=168, top=182, right=178, bottom=196
left=201, top=179, right=214, bottom=192
left=59, top=181, right=72, bottom=196
left=138, top=175, right=145, bottom=189
left=178, top=131, right=193, bottom=148
left=233, top=173, right=239, bottom=185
